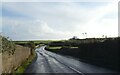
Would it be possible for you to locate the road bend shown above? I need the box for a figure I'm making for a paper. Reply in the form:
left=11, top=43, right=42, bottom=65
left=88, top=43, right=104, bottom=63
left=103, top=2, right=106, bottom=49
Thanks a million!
left=24, top=46, right=118, bottom=75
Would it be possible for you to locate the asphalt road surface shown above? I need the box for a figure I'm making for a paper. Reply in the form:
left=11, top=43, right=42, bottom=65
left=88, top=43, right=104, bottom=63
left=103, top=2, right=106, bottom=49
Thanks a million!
left=24, top=46, right=119, bottom=75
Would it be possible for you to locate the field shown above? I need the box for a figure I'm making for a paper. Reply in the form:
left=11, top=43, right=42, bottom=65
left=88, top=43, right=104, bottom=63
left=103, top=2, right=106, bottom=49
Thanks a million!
left=13, top=40, right=63, bottom=46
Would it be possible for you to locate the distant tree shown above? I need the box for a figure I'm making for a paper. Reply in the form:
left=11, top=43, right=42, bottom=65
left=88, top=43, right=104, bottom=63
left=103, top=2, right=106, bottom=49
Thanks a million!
left=102, top=35, right=104, bottom=38
left=105, top=35, right=107, bottom=38
left=69, top=36, right=79, bottom=40
left=85, top=32, right=87, bottom=38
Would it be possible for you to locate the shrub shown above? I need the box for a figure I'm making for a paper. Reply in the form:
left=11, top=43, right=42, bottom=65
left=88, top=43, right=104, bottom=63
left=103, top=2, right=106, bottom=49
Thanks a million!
left=1, top=35, right=15, bottom=55
left=28, top=41, right=35, bottom=55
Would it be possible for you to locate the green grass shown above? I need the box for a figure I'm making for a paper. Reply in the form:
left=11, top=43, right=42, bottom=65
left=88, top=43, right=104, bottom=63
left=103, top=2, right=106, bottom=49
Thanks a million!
left=48, top=46, right=62, bottom=50
left=47, top=46, right=78, bottom=50
left=70, top=47, right=78, bottom=48
left=13, top=40, right=63, bottom=45
left=46, top=46, right=78, bottom=52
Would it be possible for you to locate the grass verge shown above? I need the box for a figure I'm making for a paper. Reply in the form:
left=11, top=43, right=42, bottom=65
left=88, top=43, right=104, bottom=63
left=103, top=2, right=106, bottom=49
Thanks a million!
left=46, top=46, right=79, bottom=53
left=12, top=52, right=36, bottom=75
left=48, top=46, right=62, bottom=49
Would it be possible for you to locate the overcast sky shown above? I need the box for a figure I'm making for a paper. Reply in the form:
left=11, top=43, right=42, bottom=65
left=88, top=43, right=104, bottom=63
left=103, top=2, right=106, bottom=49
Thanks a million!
left=1, top=1, right=119, bottom=40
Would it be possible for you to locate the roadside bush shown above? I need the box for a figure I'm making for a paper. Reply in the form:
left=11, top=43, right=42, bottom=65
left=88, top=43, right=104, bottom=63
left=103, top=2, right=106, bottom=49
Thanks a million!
left=1, top=36, right=15, bottom=55
left=28, top=41, right=35, bottom=55
left=79, top=38, right=120, bottom=71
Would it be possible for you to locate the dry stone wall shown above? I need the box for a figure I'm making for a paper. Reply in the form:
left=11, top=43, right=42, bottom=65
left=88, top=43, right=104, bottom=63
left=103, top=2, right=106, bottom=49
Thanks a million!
left=2, top=45, right=31, bottom=73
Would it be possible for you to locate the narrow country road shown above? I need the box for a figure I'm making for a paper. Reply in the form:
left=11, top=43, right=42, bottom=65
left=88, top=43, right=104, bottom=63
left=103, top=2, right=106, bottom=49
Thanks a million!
left=24, top=46, right=118, bottom=75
